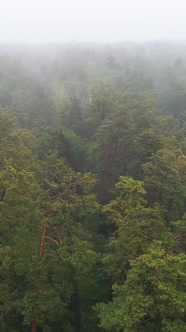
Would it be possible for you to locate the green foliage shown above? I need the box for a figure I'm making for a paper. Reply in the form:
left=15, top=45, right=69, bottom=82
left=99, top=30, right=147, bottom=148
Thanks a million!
left=143, top=146, right=186, bottom=220
left=100, top=177, right=170, bottom=281
left=0, top=44, right=186, bottom=331
left=97, top=242, right=186, bottom=332
left=35, top=126, right=87, bottom=171
left=96, top=177, right=185, bottom=331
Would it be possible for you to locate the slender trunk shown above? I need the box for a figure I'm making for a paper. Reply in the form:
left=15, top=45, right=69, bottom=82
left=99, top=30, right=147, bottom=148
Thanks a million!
left=39, top=227, right=47, bottom=256
left=148, top=172, right=158, bottom=208
left=119, top=253, right=126, bottom=285
left=31, top=320, right=37, bottom=332
left=31, top=226, right=47, bottom=332
left=136, top=242, right=141, bottom=256
left=119, top=269, right=125, bottom=285
left=148, top=185, right=155, bottom=208
left=101, top=142, right=111, bottom=205
left=70, top=269, right=81, bottom=332
left=147, top=282, right=155, bottom=295
left=74, top=280, right=81, bottom=332
left=101, top=175, right=107, bottom=205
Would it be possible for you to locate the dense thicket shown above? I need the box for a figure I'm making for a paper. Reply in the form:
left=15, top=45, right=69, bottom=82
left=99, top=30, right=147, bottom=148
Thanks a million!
left=0, top=42, right=185, bottom=331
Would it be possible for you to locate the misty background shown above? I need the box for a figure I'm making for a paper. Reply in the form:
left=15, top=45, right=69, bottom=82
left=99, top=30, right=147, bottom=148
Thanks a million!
left=0, top=0, right=186, bottom=43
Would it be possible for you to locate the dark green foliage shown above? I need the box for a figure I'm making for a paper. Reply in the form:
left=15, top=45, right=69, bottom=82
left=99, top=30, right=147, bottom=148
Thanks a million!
left=0, top=43, right=186, bottom=331
left=34, top=126, right=87, bottom=171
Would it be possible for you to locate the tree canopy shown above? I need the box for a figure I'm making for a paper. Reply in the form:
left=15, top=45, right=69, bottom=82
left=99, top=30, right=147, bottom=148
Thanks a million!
left=0, top=42, right=185, bottom=331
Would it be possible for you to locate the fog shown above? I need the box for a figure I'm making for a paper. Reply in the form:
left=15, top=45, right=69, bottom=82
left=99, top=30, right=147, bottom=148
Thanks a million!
left=0, top=0, right=186, bottom=43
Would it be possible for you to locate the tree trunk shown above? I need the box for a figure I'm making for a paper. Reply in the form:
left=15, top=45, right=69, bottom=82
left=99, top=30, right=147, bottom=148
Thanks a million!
left=74, top=280, right=81, bottom=332
left=31, top=226, right=47, bottom=332
left=31, top=319, right=36, bottom=332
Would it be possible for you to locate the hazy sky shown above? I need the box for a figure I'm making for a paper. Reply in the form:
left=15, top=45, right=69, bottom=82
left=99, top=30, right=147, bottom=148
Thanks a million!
left=0, top=0, right=186, bottom=43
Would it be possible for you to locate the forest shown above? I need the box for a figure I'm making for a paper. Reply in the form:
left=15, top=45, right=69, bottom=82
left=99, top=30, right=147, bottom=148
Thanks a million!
left=0, top=41, right=185, bottom=332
